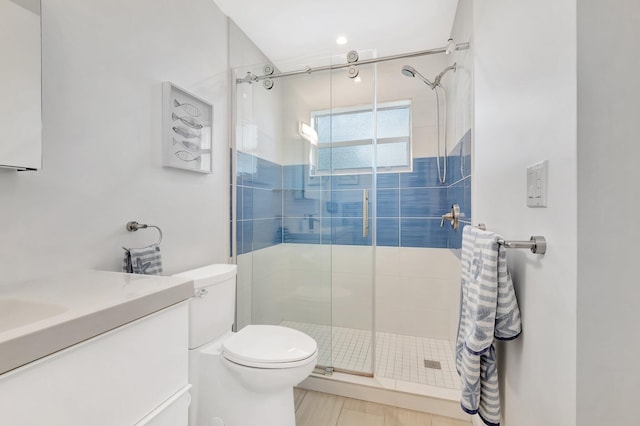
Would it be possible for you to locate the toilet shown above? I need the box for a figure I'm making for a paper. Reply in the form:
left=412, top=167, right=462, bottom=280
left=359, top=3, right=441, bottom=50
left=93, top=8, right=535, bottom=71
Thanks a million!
left=174, top=264, right=318, bottom=426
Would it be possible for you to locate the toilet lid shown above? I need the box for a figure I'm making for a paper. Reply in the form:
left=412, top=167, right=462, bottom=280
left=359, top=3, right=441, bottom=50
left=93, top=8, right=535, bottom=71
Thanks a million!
left=222, top=325, right=317, bottom=367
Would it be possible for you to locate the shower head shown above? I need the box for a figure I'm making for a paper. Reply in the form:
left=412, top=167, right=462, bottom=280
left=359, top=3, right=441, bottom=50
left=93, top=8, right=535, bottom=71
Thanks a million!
left=401, top=65, right=435, bottom=88
left=401, top=65, right=416, bottom=78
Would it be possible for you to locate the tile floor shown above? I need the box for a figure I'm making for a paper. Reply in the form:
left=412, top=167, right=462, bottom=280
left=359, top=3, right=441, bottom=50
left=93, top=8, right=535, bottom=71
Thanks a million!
left=281, top=321, right=459, bottom=390
left=294, top=388, right=471, bottom=426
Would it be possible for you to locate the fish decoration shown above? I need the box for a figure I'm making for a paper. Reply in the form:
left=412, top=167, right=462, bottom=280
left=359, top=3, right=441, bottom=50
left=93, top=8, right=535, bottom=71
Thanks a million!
left=172, top=112, right=203, bottom=130
left=175, top=150, right=201, bottom=162
left=173, top=137, right=200, bottom=151
left=173, top=99, right=202, bottom=117
left=173, top=126, right=198, bottom=139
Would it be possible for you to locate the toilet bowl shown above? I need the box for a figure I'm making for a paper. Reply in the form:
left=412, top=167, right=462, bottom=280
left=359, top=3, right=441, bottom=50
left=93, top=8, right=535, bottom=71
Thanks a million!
left=173, top=264, right=318, bottom=426
left=222, top=325, right=318, bottom=393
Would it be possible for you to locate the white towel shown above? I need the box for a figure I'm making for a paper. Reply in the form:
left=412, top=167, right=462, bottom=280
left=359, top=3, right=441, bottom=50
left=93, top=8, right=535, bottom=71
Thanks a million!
left=123, top=244, right=163, bottom=275
left=456, top=226, right=521, bottom=426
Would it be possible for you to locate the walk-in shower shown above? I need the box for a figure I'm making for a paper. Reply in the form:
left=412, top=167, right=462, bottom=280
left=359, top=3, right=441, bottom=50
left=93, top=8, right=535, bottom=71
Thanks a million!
left=232, top=40, right=472, bottom=397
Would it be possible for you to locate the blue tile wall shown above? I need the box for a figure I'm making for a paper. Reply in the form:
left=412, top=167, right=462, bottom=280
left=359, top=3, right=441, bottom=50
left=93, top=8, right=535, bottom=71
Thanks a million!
left=377, top=173, right=399, bottom=189
left=332, top=218, right=373, bottom=246
left=400, top=157, right=443, bottom=188
left=244, top=156, right=282, bottom=189
left=236, top=131, right=471, bottom=254
left=373, top=155, right=453, bottom=248
left=377, top=189, right=399, bottom=217
left=444, top=131, right=472, bottom=249
left=244, top=219, right=282, bottom=252
left=400, top=187, right=447, bottom=217
left=400, top=218, right=448, bottom=248
left=236, top=152, right=283, bottom=255
left=377, top=218, right=399, bottom=247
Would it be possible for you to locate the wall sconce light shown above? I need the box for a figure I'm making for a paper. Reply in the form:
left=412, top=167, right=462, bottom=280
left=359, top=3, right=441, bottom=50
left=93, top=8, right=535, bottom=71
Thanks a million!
left=298, top=122, right=318, bottom=146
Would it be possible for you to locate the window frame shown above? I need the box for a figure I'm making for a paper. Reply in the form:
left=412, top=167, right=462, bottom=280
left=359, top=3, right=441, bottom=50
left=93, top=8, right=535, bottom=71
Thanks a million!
left=310, top=100, right=413, bottom=175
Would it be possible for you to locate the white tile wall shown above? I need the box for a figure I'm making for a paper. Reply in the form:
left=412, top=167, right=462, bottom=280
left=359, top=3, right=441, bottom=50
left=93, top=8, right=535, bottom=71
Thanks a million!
left=376, top=247, right=461, bottom=341
left=236, top=253, right=253, bottom=330
left=332, top=272, right=373, bottom=330
left=238, top=244, right=461, bottom=343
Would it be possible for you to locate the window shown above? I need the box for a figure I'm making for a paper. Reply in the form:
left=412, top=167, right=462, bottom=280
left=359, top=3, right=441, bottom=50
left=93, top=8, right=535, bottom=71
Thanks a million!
left=311, top=101, right=411, bottom=174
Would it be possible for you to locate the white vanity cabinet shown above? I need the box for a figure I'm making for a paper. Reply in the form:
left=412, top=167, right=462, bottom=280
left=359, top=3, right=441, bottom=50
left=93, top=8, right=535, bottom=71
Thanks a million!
left=0, top=302, right=190, bottom=426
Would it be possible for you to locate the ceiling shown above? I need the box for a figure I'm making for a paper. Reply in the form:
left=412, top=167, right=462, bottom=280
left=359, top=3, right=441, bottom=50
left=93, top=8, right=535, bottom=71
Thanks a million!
left=214, top=0, right=459, bottom=71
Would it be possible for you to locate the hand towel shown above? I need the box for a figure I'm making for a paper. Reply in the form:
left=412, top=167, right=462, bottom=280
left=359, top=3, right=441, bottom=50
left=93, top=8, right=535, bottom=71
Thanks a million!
left=456, top=226, right=521, bottom=426
left=122, top=244, right=163, bottom=275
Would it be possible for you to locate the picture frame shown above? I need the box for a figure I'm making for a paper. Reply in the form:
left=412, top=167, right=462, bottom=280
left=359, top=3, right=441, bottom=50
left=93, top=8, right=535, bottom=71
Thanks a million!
left=162, top=81, right=213, bottom=173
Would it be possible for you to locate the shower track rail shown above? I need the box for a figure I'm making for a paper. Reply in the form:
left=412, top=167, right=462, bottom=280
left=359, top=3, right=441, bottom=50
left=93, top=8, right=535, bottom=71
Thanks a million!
left=236, top=42, right=470, bottom=83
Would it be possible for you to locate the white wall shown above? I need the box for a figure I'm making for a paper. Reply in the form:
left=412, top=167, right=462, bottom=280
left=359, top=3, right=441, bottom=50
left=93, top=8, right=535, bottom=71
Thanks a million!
left=473, top=1, right=577, bottom=425
left=446, top=0, right=473, bottom=168
left=0, top=0, right=232, bottom=285
left=576, top=1, right=640, bottom=425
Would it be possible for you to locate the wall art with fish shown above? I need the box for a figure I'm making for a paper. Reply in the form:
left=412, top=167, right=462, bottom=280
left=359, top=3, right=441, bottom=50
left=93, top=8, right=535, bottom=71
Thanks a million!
left=162, top=81, right=213, bottom=173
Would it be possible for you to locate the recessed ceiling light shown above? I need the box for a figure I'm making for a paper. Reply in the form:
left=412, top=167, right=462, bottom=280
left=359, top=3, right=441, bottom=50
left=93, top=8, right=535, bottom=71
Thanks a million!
left=336, top=36, right=348, bottom=45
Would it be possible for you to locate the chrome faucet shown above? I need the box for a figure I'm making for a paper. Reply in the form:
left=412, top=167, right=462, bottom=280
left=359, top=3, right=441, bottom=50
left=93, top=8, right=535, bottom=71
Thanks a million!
left=305, top=214, right=320, bottom=231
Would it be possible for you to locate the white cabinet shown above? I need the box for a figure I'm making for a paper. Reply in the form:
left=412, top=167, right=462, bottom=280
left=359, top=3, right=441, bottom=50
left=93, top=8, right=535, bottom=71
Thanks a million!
left=0, top=0, right=41, bottom=170
left=135, top=385, right=191, bottom=426
left=0, top=302, right=190, bottom=425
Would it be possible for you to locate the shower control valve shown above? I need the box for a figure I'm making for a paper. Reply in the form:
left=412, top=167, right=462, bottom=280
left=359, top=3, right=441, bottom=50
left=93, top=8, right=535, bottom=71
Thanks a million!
left=440, top=204, right=460, bottom=230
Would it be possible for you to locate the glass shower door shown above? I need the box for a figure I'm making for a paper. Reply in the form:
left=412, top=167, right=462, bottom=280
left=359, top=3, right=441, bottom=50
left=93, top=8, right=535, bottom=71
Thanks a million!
left=234, top=59, right=377, bottom=377
left=277, top=66, right=334, bottom=372
left=323, top=63, right=376, bottom=376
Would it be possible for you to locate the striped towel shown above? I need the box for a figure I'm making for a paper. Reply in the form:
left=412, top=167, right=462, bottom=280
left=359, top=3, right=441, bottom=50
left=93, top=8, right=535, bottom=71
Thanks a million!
left=123, top=244, right=163, bottom=275
left=455, top=226, right=521, bottom=426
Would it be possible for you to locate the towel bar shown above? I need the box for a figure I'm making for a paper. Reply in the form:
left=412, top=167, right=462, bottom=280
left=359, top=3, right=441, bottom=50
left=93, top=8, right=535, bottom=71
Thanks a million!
left=125, top=221, right=163, bottom=248
left=498, top=236, right=546, bottom=254
left=477, top=224, right=546, bottom=254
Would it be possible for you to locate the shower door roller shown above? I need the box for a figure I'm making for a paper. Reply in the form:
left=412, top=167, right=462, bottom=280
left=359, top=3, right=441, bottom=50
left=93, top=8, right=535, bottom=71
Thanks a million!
left=346, top=50, right=359, bottom=63
left=262, top=78, right=274, bottom=90
left=263, top=64, right=275, bottom=75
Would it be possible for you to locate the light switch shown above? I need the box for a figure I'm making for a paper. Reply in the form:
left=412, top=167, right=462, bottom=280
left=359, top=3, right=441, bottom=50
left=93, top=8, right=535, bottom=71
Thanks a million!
left=527, top=160, right=548, bottom=207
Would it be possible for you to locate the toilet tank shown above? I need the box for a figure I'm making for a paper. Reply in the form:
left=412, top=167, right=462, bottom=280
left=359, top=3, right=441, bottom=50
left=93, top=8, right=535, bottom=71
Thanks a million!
left=173, top=264, right=237, bottom=349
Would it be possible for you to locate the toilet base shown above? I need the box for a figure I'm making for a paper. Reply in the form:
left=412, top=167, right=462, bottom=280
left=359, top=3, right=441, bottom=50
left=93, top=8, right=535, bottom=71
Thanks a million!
left=189, top=335, right=310, bottom=426
left=213, top=387, right=295, bottom=426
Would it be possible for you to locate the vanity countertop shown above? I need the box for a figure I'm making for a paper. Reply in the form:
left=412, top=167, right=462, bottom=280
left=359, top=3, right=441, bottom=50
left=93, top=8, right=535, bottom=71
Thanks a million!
left=0, top=270, right=193, bottom=376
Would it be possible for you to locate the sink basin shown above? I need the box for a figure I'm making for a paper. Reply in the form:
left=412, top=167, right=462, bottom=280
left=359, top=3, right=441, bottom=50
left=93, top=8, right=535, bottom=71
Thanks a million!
left=0, top=299, right=68, bottom=333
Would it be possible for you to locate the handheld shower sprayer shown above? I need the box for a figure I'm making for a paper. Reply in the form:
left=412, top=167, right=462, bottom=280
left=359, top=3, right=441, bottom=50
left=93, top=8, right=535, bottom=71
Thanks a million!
left=401, top=65, right=435, bottom=88
left=400, top=63, right=458, bottom=184
left=401, top=64, right=456, bottom=89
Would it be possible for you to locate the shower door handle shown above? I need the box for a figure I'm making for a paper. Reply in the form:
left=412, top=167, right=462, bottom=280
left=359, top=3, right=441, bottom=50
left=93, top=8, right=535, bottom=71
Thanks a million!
left=362, top=189, right=369, bottom=238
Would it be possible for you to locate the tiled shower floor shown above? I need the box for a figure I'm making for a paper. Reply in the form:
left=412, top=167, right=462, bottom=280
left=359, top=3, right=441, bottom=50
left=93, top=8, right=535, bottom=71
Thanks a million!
left=280, top=321, right=460, bottom=390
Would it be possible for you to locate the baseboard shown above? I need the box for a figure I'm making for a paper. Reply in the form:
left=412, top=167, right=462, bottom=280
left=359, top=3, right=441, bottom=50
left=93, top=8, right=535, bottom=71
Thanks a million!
left=298, top=372, right=471, bottom=422
left=472, top=414, right=485, bottom=426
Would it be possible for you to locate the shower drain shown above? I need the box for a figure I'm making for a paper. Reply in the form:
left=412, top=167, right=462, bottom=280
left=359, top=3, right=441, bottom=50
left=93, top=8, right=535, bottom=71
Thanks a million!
left=423, top=359, right=442, bottom=370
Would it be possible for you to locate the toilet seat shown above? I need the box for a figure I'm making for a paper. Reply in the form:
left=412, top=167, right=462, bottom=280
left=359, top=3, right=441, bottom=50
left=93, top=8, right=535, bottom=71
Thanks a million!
left=222, top=325, right=318, bottom=369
